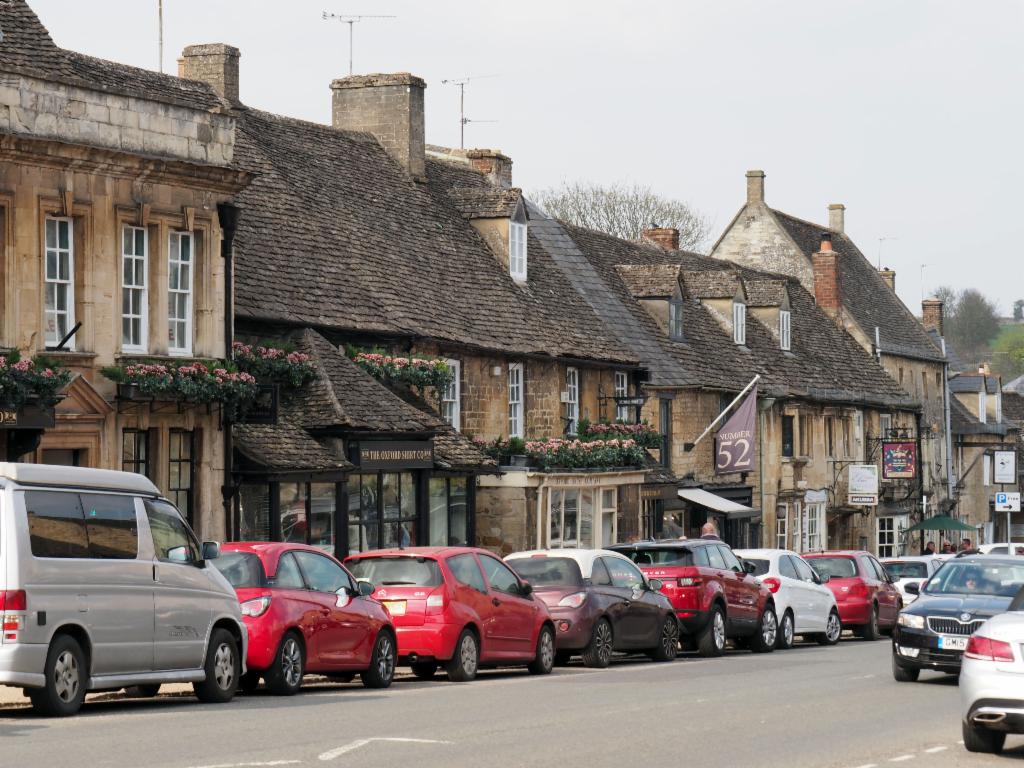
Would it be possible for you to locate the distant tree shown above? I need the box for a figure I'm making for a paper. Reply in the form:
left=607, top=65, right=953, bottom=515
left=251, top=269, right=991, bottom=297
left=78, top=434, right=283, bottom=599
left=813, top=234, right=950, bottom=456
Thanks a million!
left=933, top=286, right=1001, bottom=366
left=993, top=326, right=1024, bottom=380
left=1013, top=299, right=1024, bottom=322
left=531, top=181, right=711, bottom=251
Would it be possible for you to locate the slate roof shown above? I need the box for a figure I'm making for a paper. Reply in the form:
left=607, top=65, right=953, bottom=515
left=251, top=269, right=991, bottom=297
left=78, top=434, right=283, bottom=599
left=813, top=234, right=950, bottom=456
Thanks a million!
left=681, top=270, right=743, bottom=300
left=1004, top=374, right=1024, bottom=395
left=433, top=427, right=498, bottom=473
left=230, top=109, right=634, bottom=365
left=234, top=418, right=352, bottom=474
left=447, top=187, right=523, bottom=219
left=769, top=209, right=944, bottom=363
left=950, top=397, right=1009, bottom=436
left=928, top=330, right=968, bottom=373
left=1003, top=392, right=1024, bottom=424
left=0, top=1, right=224, bottom=112
left=949, top=374, right=999, bottom=395
left=614, top=265, right=681, bottom=298
left=744, top=279, right=789, bottom=308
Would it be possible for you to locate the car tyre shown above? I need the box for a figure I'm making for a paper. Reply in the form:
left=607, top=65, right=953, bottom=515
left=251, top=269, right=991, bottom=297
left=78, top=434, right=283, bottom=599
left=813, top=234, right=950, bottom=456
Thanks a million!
left=581, top=618, right=614, bottom=669
left=265, top=632, right=304, bottom=696
left=446, top=629, right=479, bottom=682
left=30, top=634, right=87, bottom=717
left=963, top=719, right=1006, bottom=754
left=193, top=628, right=240, bottom=704
left=527, top=625, right=556, bottom=675
left=697, top=605, right=727, bottom=657
left=892, top=657, right=920, bottom=682
left=648, top=616, right=679, bottom=662
left=411, top=661, right=438, bottom=680
left=856, top=605, right=880, bottom=641
left=776, top=611, right=795, bottom=650
left=124, top=684, right=161, bottom=699
left=816, top=609, right=842, bottom=646
left=361, top=631, right=397, bottom=689
left=750, top=606, right=778, bottom=653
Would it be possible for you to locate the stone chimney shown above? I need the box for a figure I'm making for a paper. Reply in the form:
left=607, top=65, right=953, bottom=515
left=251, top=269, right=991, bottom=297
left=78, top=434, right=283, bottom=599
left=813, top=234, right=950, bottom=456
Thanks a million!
left=812, top=232, right=841, bottom=319
left=642, top=227, right=680, bottom=251
left=330, top=73, right=426, bottom=180
left=746, top=170, right=765, bottom=205
left=178, top=44, right=241, bottom=104
left=828, top=203, right=845, bottom=233
left=921, top=298, right=944, bottom=335
left=466, top=149, right=512, bottom=188
left=879, top=267, right=896, bottom=292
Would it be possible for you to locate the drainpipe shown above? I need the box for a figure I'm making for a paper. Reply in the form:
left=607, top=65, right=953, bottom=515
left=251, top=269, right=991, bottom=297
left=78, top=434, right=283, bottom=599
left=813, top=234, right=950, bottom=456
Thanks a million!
left=535, top=476, right=548, bottom=548
left=218, top=202, right=241, bottom=539
left=941, top=338, right=955, bottom=507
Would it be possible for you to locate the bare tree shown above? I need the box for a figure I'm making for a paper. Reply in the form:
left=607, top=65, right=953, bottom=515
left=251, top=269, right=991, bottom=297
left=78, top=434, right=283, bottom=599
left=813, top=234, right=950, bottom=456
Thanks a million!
left=932, top=285, right=1001, bottom=366
left=532, top=181, right=712, bottom=252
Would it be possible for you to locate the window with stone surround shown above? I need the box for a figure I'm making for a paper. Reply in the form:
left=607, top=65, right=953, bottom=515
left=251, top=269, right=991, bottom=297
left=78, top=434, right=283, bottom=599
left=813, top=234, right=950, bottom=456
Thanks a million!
left=615, top=371, right=630, bottom=422
left=798, top=414, right=812, bottom=457
left=979, top=390, right=987, bottom=424
left=122, top=225, right=148, bottom=353
left=733, top=301, right=746, bottom=345
left=509, top=222, right=527, bottom=282
left=564, top=367, right=579, bottom=435
left=776, top=504, right=788, bottom=549
left=508, top=363, right=524, bottom=438
left=169, top=430, right=196, bottom=526
left=441, top=359, right=461, bottom=431
left=779, top=309, right=791, bottom=351
left=44, top=217, right=74, bottom=349
left=168, top=231, right=193, bottom=355
left=781, top=415, right=794, bottom=458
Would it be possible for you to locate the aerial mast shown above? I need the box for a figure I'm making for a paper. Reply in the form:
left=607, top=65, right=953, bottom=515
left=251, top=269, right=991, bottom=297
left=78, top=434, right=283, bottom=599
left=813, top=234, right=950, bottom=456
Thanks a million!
left=322, top=12, right=397, bottom=76
left=441, top=75, right=498, bottom=149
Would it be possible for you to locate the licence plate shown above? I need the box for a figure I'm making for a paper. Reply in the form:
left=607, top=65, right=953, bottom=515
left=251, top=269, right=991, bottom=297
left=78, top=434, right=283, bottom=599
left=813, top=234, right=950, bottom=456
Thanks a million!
left=938, top=635, right=968, bottom=651
left=382, top=600, right=406, bottom=616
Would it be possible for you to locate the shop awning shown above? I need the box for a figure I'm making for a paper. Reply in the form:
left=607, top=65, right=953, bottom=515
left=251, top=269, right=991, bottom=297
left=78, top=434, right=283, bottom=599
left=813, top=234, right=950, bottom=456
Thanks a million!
left=677, top=488, right=758, bottom=518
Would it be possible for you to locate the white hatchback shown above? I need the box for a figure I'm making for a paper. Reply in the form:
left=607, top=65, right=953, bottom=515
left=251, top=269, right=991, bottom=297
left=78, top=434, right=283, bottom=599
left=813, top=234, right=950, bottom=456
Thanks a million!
left=960, top=608, right=1024, bottom=754
left=881, top=556, right=948, bottom=605
left=735, top=549, right=840, bottom=649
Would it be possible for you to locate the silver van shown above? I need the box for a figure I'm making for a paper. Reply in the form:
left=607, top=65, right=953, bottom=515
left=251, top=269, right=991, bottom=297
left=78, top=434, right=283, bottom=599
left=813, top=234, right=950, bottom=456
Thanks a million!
left=0, top=463, right=246, bottom=715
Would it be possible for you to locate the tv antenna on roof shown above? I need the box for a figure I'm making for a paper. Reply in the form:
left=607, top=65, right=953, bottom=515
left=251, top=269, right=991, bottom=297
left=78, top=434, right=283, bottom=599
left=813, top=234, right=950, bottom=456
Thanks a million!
left=322, top=12, right=397, bottom=77
left=158, top=0, right=164, bottom=72
left=441, top=75, right=499, bottom=149
left=877, top=236, right=898, bottom=269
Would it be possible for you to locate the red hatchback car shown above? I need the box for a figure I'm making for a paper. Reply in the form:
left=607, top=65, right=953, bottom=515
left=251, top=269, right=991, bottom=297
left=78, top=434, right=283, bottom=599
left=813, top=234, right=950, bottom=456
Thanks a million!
left=804, top=551, right=902, bottom=639
left=346, top=547, right=556, bottom=682
left=215, top=543, right=397, bottom=695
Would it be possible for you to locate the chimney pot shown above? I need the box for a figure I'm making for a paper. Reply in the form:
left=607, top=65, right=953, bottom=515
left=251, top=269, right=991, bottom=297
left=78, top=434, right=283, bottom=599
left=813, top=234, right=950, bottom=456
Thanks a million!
left=642, top=227, right=680, bottom=251
left=745, top=170, right=765, bottom=205
left=179, top=43, right=241, bottom=103
left=819, top=232, right=833, bottom=252
left=813, top=237, right=841, bottom=321
left=879, top=267, right=896, bottom=292
left=921, top=298, right=944, bottom=335
left=828, top=203, right=845, bottom=234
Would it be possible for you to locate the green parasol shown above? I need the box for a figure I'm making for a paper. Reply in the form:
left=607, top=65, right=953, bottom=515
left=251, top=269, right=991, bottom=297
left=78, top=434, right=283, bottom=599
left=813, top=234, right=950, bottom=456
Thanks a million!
left=905, top=514, right=975, bottom=533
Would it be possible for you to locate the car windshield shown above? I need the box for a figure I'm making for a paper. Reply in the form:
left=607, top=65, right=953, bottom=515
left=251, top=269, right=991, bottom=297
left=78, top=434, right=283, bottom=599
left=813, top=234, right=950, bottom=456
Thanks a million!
left=507, top=557, right=583, bottom=587
left=808, top=557, right=857, bottom=579
left=347, top=556, right=443, bottom=587
left=924, top=562, right=1024, bottom=597
left=744, top=558, right=770, bottom=576
left=884, top=561, right=928, bottom=579
left=213, top=552, right=267, bottom=588
left=620, top=548, right=694, bottom=567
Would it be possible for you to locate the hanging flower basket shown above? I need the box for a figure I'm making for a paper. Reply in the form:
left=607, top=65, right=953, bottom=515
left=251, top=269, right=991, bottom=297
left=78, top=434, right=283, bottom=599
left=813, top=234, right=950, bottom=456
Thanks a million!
left=102, top=360, right=258, bottom=418
left=0, top=352, right=72, bottom=410
left=577, top=418, right=663, bottom=449
left=232, top=342, right=316, bottom=388
left=524, top=438, right=645, bottom=471
left=351, top=350, right=454, bottom=390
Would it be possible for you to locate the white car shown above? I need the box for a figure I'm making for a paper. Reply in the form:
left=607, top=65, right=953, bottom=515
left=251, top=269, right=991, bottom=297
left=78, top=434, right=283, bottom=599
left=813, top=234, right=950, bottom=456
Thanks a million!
left=881, top=556, right=948, bottom=604
left=976, top=543, right=1024, bottom=556
left=735, top=548, right=840, bottom=649
left=960, top=607, right=1024, bottom=754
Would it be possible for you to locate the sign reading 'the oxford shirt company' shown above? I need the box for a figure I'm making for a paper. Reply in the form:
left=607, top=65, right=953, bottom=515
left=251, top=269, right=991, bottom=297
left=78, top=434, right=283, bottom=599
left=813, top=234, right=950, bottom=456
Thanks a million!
left=357, top=441, right=435, bottom=470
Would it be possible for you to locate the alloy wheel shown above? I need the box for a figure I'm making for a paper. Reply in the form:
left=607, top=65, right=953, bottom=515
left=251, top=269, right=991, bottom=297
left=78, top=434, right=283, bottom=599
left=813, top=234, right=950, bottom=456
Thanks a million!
left=661, top=619, right=679, bottom=657
left=539, top=629, right=555, bottom=669
left=782, top=614, right=794, bottom=646
left=713, top=611, right=726, bottom=651
left=213, top=642, right=236, bottom=691
left=762, top=610, right=777, bottom=647
left=459, top=634, right=478, bottom=677
left=826, top=612, right=842, bottom=642
left=53, top=650, right=80, bottom=703
left=376, top=635, right=396, bottom=682
left=595, top=621, right=613, bottom=664
left=281, top=637, right=302, bottom=688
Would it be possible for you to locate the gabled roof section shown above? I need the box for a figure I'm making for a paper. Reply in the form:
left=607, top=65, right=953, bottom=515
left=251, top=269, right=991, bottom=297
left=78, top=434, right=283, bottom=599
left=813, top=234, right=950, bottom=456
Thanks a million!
left=950, top=374, right=999, bottom=395
left=614, top=264, right=681, bottom=298
left=950, top=396, right=1008, bottom=436
left=769, top=208, right=944, bottom=363
left=234, top=418, right=353, bottom=474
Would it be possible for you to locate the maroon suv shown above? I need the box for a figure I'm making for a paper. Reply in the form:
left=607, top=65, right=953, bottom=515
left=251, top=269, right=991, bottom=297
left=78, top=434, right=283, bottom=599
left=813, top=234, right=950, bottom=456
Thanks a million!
left=609, top=540, right=777, bottom=657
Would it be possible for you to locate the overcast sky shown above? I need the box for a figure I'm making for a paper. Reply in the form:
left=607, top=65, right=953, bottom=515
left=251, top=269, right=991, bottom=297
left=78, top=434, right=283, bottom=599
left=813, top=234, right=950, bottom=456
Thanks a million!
left=31, top=0, right=1024, bottom=314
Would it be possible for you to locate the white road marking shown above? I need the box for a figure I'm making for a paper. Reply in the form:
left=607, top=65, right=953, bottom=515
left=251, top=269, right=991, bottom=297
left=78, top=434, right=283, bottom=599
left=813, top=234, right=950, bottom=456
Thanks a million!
left=850, top=763, right=877, bottom=768
left=889, top=756, right=915, bottom=762
left=923, top=746, right=947, bottom=754
left=318, top=738, right=452, bottom=761
left=848, top=674, right=876, bottom=680
left=187, top=762, right=301, bottom=768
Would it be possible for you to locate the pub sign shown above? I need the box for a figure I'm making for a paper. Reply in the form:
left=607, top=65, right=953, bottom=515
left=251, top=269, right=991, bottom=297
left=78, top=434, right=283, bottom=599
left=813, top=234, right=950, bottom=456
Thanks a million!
left=882, top=441, right=917, bottom=480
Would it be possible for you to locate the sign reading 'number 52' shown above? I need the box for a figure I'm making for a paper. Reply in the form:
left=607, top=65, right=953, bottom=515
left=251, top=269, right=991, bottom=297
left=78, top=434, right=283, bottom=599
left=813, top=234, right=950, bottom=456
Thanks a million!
left=714, top=388, right=758, bottom=475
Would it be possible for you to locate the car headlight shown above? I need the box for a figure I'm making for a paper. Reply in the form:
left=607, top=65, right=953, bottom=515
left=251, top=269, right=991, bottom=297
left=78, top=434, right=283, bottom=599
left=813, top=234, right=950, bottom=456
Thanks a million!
left=897, top=613, right=925, bottom=629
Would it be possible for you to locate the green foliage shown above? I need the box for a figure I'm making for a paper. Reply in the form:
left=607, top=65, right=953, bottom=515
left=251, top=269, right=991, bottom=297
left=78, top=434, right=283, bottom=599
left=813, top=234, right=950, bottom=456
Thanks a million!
left=932, top=286, right=1001, bottom=366
left=101, top=361, right=259, bottom=419
left=0, top=351, right=73, bottom=409
left=351, top=351, right=454, bottom=390
left=992, top=325, right=1024, bottom=380
left=232, top=342, right=315, bottom=388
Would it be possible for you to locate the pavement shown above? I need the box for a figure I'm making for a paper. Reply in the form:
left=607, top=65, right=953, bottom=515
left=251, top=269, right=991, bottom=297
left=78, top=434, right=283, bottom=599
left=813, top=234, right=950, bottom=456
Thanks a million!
left=0, top=636, right=1020, bottom=768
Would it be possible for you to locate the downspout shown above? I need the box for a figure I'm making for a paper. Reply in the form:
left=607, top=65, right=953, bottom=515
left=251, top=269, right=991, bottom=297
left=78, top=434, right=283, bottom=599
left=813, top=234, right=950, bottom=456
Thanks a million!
left=758, top=404, right=766, bottom=548
left=218, top=202, right=241, bottom=540
left=941, top=338, right=955, bottom=506
left=535, top=476, right=548, bottom=549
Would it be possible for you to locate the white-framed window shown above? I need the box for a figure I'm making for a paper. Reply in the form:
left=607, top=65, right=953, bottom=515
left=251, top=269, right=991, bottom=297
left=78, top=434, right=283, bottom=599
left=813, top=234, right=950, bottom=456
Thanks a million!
left=779, top=309, right=791, bottom=351
left=564, top=366, right=579, bottom=435
left=801, top=502, right=825, bottom=553
left=983, top=454, right=991, bottom=486
left=669, top=297, right=684, bottom=340
left=441, top=359, right=461, bottom=431
left=979, top=389, right=987, bottom=424
left=733, top=301, right=746, bottom=345
left=996, top=391, right=1002, bottom=423
left=508, top=362, right=524, bottom=438
left=877, top=515, right=908, bottom=558
left=509, top=222, right=527, bottom=282
left=44, top=217, right=74, bottom=348
left=614, top=371, right=630, bottom=422
left=121, top=225, right=148, bottom=352
left=776, top=504, right=788, bottom=549
left=168, top=231, right=194, bottom=355
left=879, top=413, right=892, bottom=440
left=546, top=486, right=617, bottom=550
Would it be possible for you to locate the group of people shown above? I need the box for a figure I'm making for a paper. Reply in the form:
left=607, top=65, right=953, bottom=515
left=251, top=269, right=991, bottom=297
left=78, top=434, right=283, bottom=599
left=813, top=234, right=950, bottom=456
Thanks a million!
left=922, top=538, right=972, bottom=555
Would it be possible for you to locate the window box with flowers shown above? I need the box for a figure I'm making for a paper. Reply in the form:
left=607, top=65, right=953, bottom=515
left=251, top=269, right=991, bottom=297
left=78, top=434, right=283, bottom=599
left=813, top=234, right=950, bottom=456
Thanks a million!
left=350, top=350, right=454, bottom=391
left=475, top=435, right=645, bottom=471
left=0, top=351, right=73, bottom=413
left=232, top=342, right=316, bottom=389
left=475, top=436, right=530, bottom=467
left=102, top=361, right=259, bottom=419
left=576, top=418, right=663, bottom=450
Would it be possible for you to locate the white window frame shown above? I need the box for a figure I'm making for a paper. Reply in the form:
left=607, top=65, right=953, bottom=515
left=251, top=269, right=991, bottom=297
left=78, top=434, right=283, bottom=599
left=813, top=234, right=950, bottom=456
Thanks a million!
left=546, top=486, right=616, bottom=550
left=441, top=359, right=461, bottom=431
left=983, top=454, right=991, bottom=486
left=668, top=298, right=684, bottom=340
left=879, top=413, right=892, bottom=440
left=776, top=504, right=788, bottom=549
left=801, top=502, right=825, bottom=553
left=876, top=514, right=908, bottom=558
left=44, top=217, right=74, bottom=349
left=979, top=389, right=987, bottom=424
left=733, top=301, right=746, bottom=345
left=508, top=363, right=524, bottom=439
left=121, top=225, right=149, bottom=353
left=168, top=231, right=194, bottom=356
left=565, top=366, right=579, bottom=435
left=614, top=371, right=630, bottom=422
left=779, top=309, right=791, bottom=351
left=509, top=222, right=527, bottom=282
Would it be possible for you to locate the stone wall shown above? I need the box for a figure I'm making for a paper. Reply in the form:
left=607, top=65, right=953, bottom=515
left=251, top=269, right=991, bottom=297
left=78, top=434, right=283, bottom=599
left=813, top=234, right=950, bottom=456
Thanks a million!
left=711, top=203, right=815, bottom=291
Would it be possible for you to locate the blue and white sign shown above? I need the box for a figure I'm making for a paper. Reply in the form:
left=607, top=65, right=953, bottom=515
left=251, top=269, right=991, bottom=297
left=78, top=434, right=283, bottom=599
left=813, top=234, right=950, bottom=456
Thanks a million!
left=995, top=492, right=1021, bottom=512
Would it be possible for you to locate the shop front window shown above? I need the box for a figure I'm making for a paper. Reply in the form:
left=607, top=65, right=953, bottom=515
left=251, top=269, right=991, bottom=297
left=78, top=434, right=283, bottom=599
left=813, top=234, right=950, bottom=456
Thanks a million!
left=547, top=487, right=618, bottom=549
left=309, top=483, right=335, bottom=551
left=238, top=484, right=270, bottom=541
left=349, top=472, right=419, bottom=554
left=428, top=476, right=469, bottom=547
left=280, top=483, right=307, bottom=544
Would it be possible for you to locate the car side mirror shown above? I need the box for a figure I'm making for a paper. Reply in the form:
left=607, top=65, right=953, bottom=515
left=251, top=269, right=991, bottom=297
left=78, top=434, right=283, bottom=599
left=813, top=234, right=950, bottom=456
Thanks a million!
left=201, top=541, right=221, bottom=560
left=648, top=578, right=663, bottom=591
left=519, top=581, right=533, bottom=597
left=819, top=574, right=830, bottom=584
left=357, top=580, right=375, bottom=597
left=905, top=582, right=920, bottom=595
left=742, top=561, right=757, bottom=575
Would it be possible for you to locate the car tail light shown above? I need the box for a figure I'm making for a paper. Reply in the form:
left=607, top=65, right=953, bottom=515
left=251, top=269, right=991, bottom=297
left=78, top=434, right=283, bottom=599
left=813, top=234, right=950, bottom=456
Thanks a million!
left=558, top=592, right=587, bottom=608
left=425, top=589, right=446, bottom=616
left=240, top=596, right=271, bottom=617
left=0, top=591, right=26, bottom=611
left=762, top=577, right=781, bottom=594
left=678, top=577, right=702, bottom=587
left=848, top=581, right=870, bottom=599
left=965, top=635, right=1015, bottom=663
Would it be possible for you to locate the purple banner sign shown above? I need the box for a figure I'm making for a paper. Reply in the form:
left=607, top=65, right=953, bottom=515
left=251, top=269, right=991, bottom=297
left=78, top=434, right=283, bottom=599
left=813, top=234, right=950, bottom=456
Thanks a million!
left=715, top=387, right=757, bottom=475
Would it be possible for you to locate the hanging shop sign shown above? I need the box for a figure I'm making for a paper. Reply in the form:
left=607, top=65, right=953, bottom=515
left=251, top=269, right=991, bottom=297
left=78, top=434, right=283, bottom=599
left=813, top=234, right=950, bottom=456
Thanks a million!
left=882, top=441, right=917, bottom=480
left=994, top=451, right=1017, bottom=485
left=357, top=440, right=434, bottom=470
left=0, top=403, right=55, bottom=429
left=848, top=464, right=879, bottom=506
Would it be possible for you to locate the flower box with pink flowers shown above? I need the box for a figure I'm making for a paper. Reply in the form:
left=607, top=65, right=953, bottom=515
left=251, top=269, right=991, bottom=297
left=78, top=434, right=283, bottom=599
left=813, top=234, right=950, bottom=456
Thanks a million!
left=350, top=350, right=454, bottom=391
left=102, top=360, right=259, bottom=418
left=0, top=351, right=72, bottom=410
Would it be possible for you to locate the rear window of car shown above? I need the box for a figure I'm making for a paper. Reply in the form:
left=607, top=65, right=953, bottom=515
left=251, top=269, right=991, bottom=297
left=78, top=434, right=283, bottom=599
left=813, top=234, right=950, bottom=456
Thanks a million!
left=883, top=561, right=928, bottom=579
left=745, top=558, right=770, bottom=576
left=507, top=557, right=583, bottom=587
left=347, top=556, right=443, bottom=587
left=808, top=557, right=857, bottom=579
left=213, top=552, right=267, bottom=588
left=620, top=548, right=695, bottom=567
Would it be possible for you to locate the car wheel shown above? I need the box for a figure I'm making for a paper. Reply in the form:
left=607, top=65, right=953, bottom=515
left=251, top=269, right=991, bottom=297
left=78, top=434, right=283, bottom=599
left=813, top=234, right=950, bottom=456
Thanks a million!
left=892, top=656, right=920, bottom=683
left=193, top=628, right=240, bottom=704
left=411, top=661, right=438, bottom=680
left=963, top=719, right=1006, bottom=754
left=29, top=635, right=87, bottom=717
left=361, top=631, right=397, bottom=689
left=857, top=605, right=880, bottom=641
left=239, top=671, right=261, bottom=694
left=816, top=609, right=842, bottom=646
left=554, top=650, right=573, bottom=667
left=581, top=618, right=614, bottom=669
left=527, top=626, right=556, bottom=675
left=648, top=616, right=679, bottom=662
left=776, top=611, right=795, bottom=650
left=697, top=606, right=727, bottom=657
left=265, top=632, right=304, bottom=696
left=445, top=629, right=479, bottom=682
left=750, top=606, right=778, bottom=653
left=124, top=684, right=161, bottom=699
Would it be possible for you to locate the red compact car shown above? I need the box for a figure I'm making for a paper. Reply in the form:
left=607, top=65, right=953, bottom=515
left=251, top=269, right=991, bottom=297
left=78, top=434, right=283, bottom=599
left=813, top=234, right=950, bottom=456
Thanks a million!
left=804, top=551, right=902, bottom=639
left=215, top=543, right=397, bottom=695
left=345, top=547, right=556, bottom=682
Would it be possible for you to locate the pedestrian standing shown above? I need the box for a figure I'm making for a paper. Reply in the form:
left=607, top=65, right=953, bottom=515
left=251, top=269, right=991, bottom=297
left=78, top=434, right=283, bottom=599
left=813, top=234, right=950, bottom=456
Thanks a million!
left=700, top=521, right=721, bottom=541
left=922, top=540, right=936, bottom=555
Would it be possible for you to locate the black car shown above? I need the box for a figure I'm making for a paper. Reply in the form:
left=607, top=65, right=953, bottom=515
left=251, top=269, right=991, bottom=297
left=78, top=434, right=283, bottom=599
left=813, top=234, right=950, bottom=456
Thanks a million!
left=892, top=556, right=1024, bottom=682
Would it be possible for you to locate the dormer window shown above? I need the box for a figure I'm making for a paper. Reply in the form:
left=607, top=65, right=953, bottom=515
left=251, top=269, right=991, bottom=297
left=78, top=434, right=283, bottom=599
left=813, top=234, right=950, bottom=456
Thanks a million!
left=979, top=388, right=987, bottom=424
left=669, top=296, right=684, bottom=340
left=733, top=301, right=746, bottom=345
left=779, top=309, right=791, bottom=351
left=509, top=222, right=527, bottom=282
